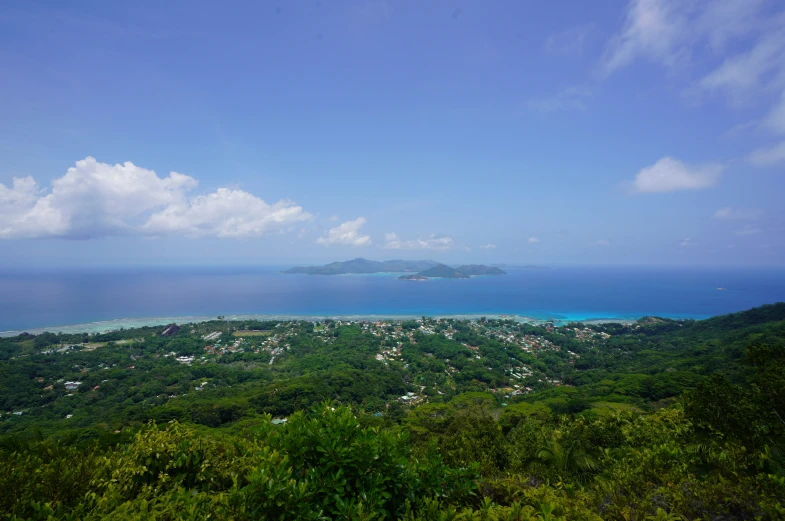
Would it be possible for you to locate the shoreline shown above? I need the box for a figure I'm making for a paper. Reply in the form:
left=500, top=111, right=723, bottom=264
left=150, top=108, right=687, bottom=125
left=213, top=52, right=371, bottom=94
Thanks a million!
left=0, top=311, right=704, bottom=337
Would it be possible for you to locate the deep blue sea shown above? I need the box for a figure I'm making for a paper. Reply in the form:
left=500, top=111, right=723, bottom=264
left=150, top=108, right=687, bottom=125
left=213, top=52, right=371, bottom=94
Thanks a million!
left=1, top=266, right=784, bottom=335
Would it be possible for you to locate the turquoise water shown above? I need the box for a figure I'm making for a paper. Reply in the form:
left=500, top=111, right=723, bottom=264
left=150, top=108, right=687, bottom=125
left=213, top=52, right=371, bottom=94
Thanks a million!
left=1, top=265, right=784, bottom=335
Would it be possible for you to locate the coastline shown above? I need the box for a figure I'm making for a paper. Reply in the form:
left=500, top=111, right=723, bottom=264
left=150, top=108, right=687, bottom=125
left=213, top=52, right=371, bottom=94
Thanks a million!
left=0, top=311, right=704, bottom=338
left=2, top=266, right=780, bottom=337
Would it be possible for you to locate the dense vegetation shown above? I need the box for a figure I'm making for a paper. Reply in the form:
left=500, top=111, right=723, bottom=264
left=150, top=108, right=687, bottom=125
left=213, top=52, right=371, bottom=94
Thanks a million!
left=2, top=304, right=785, bottom=519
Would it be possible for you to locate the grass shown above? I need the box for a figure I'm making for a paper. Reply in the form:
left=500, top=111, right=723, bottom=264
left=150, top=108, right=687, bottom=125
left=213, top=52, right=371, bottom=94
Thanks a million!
left=233, top=330, right=273, bottom=337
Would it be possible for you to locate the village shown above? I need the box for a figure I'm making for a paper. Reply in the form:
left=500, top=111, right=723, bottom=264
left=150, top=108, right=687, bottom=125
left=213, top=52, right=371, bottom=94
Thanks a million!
left=2, top=316, right=614, bottom=420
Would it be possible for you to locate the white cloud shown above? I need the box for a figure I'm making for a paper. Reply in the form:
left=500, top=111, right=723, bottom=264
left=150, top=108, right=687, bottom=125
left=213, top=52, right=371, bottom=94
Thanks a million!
left=602, top=0, right=772, bottom=77
left=143, top=189, right=310, bottom=238
left=748, top=140, right=785, bottom=166
left=680, top=237, right=692, bottom=247
left=316, top=217, right=372, bottom=246
left=480, top=243, right=496, bottom=249
left=592, top=239, right=610, bottom=246
left=697, top=21, right=785, bottom=101
left=328, top=215, right=339, bottom=222
left=0, top=157, right=311, bottom=239
left=736, top=224, right=762, bottom=236
left=602, top=1, right=785, bottom=166
left=713, top=207, right=762, bottom=220
left=630, top=157, right=724, bottom=193
left=528, top=237, right=540, bottom=244
left=383, top=233, right=456, bottom=250
left=0, top=176, right=46, bottom=238
left=526, top=86, right=592, bottom=112
left=601, top=0, right=690, bottom=74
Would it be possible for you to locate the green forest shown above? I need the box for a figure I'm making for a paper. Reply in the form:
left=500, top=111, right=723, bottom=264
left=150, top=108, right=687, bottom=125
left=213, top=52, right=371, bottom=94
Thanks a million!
left=1, top=303, right=784, bottom=520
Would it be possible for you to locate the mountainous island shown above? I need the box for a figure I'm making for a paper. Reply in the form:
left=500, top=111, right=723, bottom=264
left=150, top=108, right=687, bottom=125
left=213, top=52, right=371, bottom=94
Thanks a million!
left=399, top=263, right=506, bottom=279
left=284, top=258, right=506, bottom=279
left=284, top=258, right=437, bottom=275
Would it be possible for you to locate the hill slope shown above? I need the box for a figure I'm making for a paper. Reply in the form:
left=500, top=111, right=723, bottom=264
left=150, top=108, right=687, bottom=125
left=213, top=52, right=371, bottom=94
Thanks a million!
left=1, top=303, right=784, bottom=520
left=413, top=264, right=470, bottom=279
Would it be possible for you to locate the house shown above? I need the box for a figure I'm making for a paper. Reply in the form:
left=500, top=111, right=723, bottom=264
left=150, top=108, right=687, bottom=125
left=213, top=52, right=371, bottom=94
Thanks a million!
left=64, top=381, right=82, bottom=391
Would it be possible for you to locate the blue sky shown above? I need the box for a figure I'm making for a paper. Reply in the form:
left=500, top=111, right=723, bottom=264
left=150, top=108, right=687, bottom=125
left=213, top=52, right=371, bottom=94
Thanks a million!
left=1, top=0, right=784, bottom=267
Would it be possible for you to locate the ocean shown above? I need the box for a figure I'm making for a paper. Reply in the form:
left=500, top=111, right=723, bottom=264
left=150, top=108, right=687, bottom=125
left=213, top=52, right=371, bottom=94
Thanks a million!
left=1, top=265, right=784, bottom=335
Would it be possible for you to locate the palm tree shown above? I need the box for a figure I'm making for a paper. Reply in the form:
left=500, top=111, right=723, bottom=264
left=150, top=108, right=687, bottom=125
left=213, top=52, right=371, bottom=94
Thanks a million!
left=536, top=436, right=597, bottom=484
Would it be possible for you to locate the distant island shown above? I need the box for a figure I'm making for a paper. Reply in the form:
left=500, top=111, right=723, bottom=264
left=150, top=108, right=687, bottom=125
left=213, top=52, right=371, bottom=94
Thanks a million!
left=284, top=258, right=438, bottom=275
left=400, top=263, right=506, bottom=280
left=456, top=264, right=508, bottom=276
left=284, top=258, right=506, bottom=279
left=414, top=264, right=469, bottom=279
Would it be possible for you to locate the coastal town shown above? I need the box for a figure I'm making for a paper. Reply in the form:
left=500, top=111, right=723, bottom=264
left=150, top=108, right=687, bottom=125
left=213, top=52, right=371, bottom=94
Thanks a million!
left=1, top=316, right=622, bottom=423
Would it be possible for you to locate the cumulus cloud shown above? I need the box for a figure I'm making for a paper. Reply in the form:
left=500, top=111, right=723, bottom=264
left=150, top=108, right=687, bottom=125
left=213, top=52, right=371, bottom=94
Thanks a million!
left=526, top=85, right=592, bottom=112
left=0, top=177, right=46, bottom=238
left=383, top=233, right=456, bottom=250
left=316, top=217, right=372, bottom=246
left=713, top=207, right=762, bottom=220
left=143, top=189, right=310, bottom=238
left=630, top=157, right=724, bottom=193
left=480, top=243, right=496, bottom=249
left=0, top=157, right=311, bottom=239
left=528, top=237, right=540, bottom=244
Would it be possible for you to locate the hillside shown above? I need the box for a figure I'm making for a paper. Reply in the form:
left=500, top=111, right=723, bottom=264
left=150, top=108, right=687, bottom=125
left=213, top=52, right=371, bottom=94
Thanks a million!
left=413, top=263, right=470, bottom=279
left=1, top=304, right=784, bottom=519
